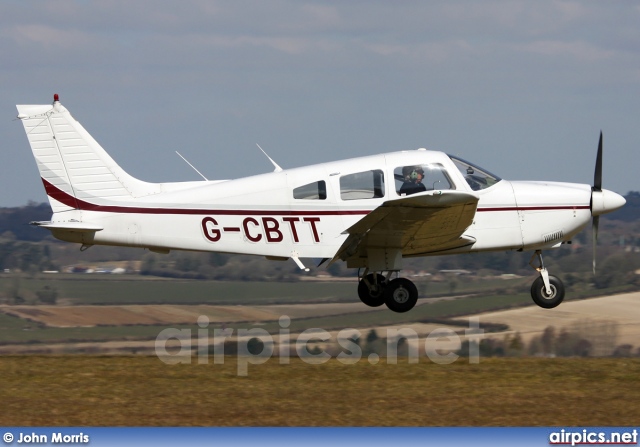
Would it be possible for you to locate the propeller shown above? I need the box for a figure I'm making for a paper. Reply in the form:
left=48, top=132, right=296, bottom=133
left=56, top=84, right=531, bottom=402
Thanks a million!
left=591, top=132, right=603, bottom=274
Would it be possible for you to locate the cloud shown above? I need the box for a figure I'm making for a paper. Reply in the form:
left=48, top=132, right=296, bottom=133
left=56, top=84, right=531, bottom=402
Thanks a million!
left=176, top=34, right=320, bottom=55
left=364, top=39, right=474, bottom=65
left=519, top=40, right=615, bottom=63
left=3, top=24, right=94, bottom=49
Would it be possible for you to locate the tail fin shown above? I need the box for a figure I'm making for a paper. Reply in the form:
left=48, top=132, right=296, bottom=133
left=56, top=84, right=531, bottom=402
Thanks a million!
left=17, top=95, right=161, bottom=213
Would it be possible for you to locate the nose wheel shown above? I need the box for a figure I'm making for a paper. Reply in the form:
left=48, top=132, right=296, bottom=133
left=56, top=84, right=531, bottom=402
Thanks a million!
left=357, top=270, right=419, bottom=312
left=530, top=275, right=565, bottom=308
left=529, top=250, right=565, bottom=309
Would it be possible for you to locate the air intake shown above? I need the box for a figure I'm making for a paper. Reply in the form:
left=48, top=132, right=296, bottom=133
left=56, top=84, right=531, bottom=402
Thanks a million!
left=543, top=230, right=564, bottom=244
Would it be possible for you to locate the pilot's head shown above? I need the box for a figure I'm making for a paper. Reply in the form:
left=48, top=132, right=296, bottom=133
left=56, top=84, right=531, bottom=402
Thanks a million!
left=403, top=166, right=424, bottom=182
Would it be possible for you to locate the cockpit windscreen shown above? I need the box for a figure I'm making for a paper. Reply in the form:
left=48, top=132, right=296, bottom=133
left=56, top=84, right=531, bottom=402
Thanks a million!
left=448, top=155, right=502, bottom=191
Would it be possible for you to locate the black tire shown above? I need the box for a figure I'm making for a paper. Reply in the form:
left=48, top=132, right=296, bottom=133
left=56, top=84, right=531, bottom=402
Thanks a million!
left=530, top=275, right=565, bottom=309
left=357, top=273, right=386, bottom=307
left=384, top=278, right=418, bottom=313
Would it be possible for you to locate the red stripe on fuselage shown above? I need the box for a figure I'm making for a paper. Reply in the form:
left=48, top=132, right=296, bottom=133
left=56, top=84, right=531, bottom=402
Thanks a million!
left=42, top=178, right=80, bottom=210
left=477, top=206, right=590, bottom=212
left=42, top=178, right=590, bottom=216
left=40, top=178, right=370, bottom=216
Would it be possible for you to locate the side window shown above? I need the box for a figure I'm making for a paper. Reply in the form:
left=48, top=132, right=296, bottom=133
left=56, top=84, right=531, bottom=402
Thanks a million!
left=395, top=164, right=454, bottom=196
left=293, top=181, right=327, bottom=200
left=340, top=170, right=385, bottom=200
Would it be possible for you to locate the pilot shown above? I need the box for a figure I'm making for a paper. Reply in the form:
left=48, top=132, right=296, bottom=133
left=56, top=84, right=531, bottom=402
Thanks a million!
left=399, top=166, right=427, bottom=195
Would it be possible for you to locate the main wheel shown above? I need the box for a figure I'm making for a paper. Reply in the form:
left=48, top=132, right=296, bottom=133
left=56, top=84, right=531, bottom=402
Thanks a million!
left=357, top=273, right=386, bottom=307
left=384, top=278, right=418, bottom=313
left=530, top=275, right=565, bottom=309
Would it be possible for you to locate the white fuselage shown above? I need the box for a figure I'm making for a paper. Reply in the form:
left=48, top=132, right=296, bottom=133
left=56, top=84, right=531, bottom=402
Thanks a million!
left=46, top=149, right=597, bottom=260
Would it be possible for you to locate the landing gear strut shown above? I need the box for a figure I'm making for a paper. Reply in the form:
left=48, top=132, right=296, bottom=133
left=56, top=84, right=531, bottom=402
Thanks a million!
left=529, top=250, right=565, bottom=309
left=357, top=269, right=419, bottom=313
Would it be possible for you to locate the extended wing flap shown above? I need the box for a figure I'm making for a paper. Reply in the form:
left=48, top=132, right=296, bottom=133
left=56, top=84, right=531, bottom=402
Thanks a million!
left=333, top=190, right=479, bottom=265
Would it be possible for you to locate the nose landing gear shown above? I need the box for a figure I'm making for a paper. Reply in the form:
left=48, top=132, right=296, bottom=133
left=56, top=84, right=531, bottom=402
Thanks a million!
left=529, top=250, right=565, bottom=309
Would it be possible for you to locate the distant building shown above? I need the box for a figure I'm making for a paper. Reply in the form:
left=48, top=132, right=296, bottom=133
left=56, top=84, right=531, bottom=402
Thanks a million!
left=439, top=269, right=473, bottom=275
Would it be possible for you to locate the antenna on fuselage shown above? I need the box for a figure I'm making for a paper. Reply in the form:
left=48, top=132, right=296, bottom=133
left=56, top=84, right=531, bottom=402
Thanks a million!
left=175, top=151, right=208, bottom=181
left=256, top=144, right=283, bottom=172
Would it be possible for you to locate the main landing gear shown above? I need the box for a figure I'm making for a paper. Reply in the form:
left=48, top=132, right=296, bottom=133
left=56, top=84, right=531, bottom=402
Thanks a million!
left=357, top=269, right=419, bottom=313
left=529, top=250, right=565, bottom=309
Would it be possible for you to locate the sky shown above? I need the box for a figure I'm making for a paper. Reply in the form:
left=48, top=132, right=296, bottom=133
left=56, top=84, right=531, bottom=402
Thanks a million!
left=1, top=0, right=639, bottom=207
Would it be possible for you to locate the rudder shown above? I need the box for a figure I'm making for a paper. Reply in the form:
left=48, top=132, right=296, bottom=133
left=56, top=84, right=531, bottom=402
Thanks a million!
left=17, top=95, right=161, bottom=213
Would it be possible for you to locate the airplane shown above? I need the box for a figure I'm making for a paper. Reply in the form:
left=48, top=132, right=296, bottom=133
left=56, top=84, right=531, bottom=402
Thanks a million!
left=16, top=95, right=626, bottom=313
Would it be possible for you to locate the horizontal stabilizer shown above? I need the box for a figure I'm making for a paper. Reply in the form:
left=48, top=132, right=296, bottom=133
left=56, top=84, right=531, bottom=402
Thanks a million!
left=30, top=221, right=103, bottom=232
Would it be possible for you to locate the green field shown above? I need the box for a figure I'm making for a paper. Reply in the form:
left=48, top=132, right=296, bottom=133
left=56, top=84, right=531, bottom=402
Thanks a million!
left=0, top=274, right=635, bottom=346
left=1, top=276, right=359, bottom=305
left=0, top=274, right=533, bottom=304
left=0, top=295, right=530, bottom=345
left=1, top=356, right=638, bottom=426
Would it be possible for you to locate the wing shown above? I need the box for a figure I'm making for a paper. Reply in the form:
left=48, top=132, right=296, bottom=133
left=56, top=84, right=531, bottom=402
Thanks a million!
left=331, top=190, right=479, bottom=268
